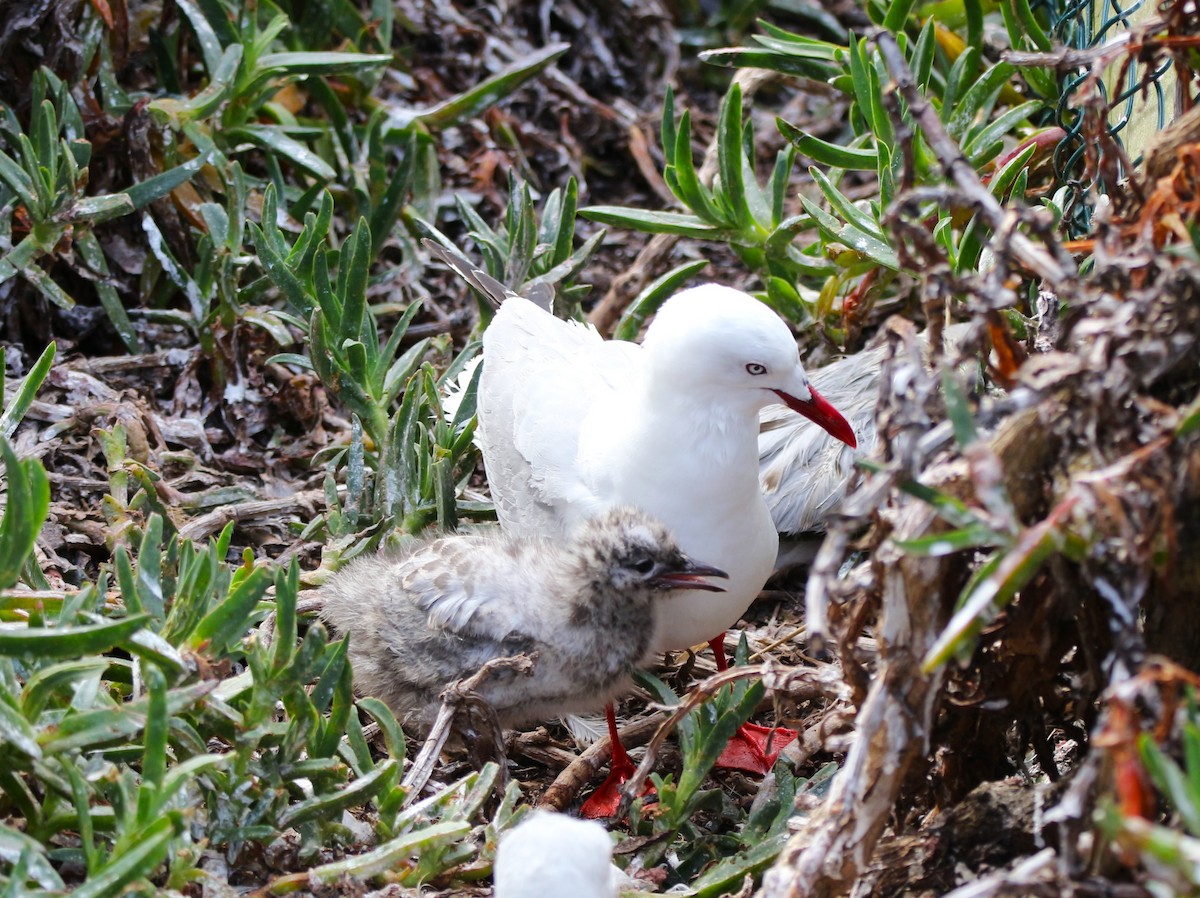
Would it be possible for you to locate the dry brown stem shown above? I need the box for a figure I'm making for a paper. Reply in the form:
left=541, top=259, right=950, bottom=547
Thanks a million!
left=762, top=397, right=1064, bottom=897
left=400, top=654, right=535, bottom=802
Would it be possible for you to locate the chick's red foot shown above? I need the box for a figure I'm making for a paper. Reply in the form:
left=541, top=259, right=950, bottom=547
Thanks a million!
left=580, top=751, right=637, bottom=819
left=715, top=722, right=799, bottom=774
left=581, top=703, right=655, bottom=819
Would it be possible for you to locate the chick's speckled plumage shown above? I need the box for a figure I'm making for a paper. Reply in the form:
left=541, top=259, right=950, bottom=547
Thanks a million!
left=319, top=507, right=713, bottom=729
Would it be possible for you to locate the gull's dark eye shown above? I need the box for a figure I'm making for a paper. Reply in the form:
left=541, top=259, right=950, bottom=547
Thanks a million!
left=631, top=556, right=656, bottom=574
left=746, top=363, right=767, bottom=376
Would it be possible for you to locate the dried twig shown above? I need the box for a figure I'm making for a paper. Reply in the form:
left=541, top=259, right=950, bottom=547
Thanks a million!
left=401, top=653, right=536, bottom=803
left=176, top=491, right=324, bottom=543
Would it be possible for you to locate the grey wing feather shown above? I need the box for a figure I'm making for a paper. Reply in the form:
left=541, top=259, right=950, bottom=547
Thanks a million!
left=759, top=342, right=883, bottom=533
left=759, top=323, right=973, bottom=534
left=399, top=537, right=547, bottom=639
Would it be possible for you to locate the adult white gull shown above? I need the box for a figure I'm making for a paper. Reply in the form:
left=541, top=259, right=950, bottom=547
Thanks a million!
left=478, top=283, right=858, bottom=814
left=479, top=283, right=856, bottom=655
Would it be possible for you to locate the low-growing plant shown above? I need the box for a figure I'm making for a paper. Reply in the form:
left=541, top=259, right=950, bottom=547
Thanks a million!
left=618, top=638, right=836, bottom=893
left=0, top=69, right=208, bottom=350
left=0, top=448, right=517, bottom=894
left=583, top=5, right=1060, bottom=338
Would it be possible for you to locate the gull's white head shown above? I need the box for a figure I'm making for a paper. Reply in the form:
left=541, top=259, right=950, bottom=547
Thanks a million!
left=641, top=284, right=857, bottom=447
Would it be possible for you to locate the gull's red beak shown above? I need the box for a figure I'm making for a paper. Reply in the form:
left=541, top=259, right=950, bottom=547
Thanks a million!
left=651, top=560, right=728, bottom=592
left=773, top=386, right=857, bottom=449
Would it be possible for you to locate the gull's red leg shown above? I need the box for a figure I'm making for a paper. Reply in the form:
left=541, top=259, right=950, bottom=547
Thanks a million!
left=710, top=631, right=799, bottom=774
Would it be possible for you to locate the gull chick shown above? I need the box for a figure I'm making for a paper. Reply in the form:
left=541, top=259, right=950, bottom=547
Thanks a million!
left=319, top=507, right=726, bottom=728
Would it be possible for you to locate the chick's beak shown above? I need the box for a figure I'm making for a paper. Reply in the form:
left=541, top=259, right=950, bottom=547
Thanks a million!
left=651, top=559, right=728, bottom=592
left=772, top=385, right=857, bottom=449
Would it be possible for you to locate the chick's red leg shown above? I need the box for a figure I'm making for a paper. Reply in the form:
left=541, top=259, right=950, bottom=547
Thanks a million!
left=580, top=702, right=638, bottom=818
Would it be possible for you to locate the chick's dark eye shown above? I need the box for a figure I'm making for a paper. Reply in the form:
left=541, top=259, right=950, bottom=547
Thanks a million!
left=631, top=556, right=656, bottom=574
left=746, top=363, right=767, bottom=376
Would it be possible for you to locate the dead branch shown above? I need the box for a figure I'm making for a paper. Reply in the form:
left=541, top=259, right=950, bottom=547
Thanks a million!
left=873, top=30, right=1076, bottom=293
left=176, top=491, right=324, bottom=543
left=400, top=654, right=535, bottom=803
left=763, top=390, right=1065, bottom=897
left=761, top=501, right=954, bottom=898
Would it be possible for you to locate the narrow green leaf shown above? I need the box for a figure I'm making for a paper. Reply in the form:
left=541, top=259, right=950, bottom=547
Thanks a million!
left=133, top=514, right=165, bottom=622
left=964, top=0, right=984, bottom=57
left=229, top=126, right=335, bottom=180
left=717, top=83, right=753, bottom=233
left=19, top=262, right=75, bottom=309
left=255, top=51, right=394, bottom=77
left=946, top=61, right=1016, bottom=142
left=913, top=19, right=936, bottom=92
left=70, top=815, right=175, bottom=898
left=281, top=759, right=397, bottom=827
left=0, top=445, right=51, bottom=590
left=187, top=567, right=271, bottom=655
left=941, top=47, right=981, bottom=127
left=667, top=111, right=725, bottom=225
left=340, top=218, right=373, bottom=343
left=75, top=230, right=139, bottom=352
left=0, top=613, right=150, bottom=659
left=809, top=167, right=887, bottom=241
left=395, top=44, right=568, bottom=131
left=41, top=680, right=216, bottom=754
left=20, top=657, right=107, bottom=719
left=923, top=518, right=1065, bottom=671
left=942, top=366, right=978, bottom=447
left=895, top=523, right=1004, bottom=555
left=964, top=101, right=1041, bottom=165
left=71, top=193, right=134, bottom=223
left=0, top=342, right=55, bottom=439
left=777, top=118, right=877, bottom=169
left=699, top=48, right=838, bottom=81
left=357, top=697, right=407, bottom=762
left=0, top=150, right=38, bottom=215
left=125, top=151, right=210, bottom=209
left=250, top=223, right=314, bottom=317
left=271, top=560, right=300, bottom=674
left=580, top=206, right=725, bottom=238
left=1139, top=734, right=1200, bottom=836
left=1011, top=0, right=1053, bottom=52
left=882, top=0, right=920, bottom=35
left=136, top=665, right=168, bottom=823
left=0, top=821, right=65, bottom=889
left=614, top=260, right=709, bottom=341
left=176, top=0, right=225, bottom=74
left=306, top=820, right=469, bottom=884
left=0, top=693, right=42, bottom=758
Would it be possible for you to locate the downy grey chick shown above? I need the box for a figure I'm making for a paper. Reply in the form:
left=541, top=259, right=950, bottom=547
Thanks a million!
left=319, top=506, right=727, bottom=729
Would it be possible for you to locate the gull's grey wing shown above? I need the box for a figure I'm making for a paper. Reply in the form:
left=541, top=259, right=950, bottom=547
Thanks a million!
left=758, top=343, right=881, bottom=534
